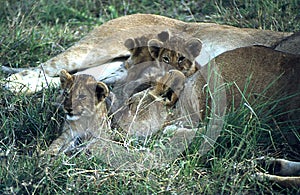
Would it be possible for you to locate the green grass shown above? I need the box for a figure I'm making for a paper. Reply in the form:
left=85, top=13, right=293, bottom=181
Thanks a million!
left=1, top=0, right=300, bottom=194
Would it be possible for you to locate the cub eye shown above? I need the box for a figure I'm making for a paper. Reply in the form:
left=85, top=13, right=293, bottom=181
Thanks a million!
left=178, top=56, right=185, bottom=64
left=162, top=56, right=170, bottom=64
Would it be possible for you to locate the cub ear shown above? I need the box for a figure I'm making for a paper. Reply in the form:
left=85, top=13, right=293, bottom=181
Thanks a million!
left=148, top=39, right=163, bottom=58
left=60, top=69, right=73, bottom=89
left=157, top=31, right=170, bottom=42
left=124, top=38, right=135, bottom=52
left=186, top=38, right=202, bottom=58
left=95, top=82, right=109, bottom=102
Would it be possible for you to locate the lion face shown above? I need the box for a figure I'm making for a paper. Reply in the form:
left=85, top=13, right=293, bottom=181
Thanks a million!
left=147, top=31, right=202, bottom=77
left=112, top=69, right=186, bottom=138
left=46, top=70, right=110, bottom=155
left=60, top=70, right=109, bottom=121
left=120, top=31, right=201, bottom=102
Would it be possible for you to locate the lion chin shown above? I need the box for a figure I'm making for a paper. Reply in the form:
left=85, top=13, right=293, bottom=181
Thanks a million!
left=66, top=115, right=81, bottom=121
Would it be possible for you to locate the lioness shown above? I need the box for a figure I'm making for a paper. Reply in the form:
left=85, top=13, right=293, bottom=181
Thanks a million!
left=3, top=14, right=294, bottom=93
left=105, top=30, right=297, bottom=164
left=104, top=44, right=300, bottom=177
left=112, top=43, right=300, bottom=152
left=176, top=45, right=300, bottom=127
left=109, top=29, right=300, bottom=157
left=45, top=43, right=300, bottom=182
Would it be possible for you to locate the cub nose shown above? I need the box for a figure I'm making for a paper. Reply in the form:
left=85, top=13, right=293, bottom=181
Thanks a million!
left=65, top=108, right=73, bottom=114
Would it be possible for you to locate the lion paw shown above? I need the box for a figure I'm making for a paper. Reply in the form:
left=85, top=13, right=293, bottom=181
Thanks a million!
left=3, top=69, right=60, bottom=93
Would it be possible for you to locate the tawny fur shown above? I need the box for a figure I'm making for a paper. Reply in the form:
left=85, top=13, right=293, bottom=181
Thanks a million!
left=47, top=70, right=110, bottom=155
left=3, top=14, right=295, bottom=93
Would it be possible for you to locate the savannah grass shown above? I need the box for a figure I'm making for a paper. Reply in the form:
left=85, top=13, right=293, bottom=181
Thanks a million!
left=1, top=0, right=300, bottom=194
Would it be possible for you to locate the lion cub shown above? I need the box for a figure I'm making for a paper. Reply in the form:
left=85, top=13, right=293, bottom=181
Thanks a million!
left=119, top=31, right=201, bottom=102
left=124, top=31, right=202, bottom=77
left=114, top=69, right=186, bottom=138
left=47, top=70, right=110, bottom=155
left=148, top=31, right=202, bottom=77
left=149, top=69, right=186, bottom=106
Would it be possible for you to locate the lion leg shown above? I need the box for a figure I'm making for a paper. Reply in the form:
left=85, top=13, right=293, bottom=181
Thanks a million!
left=257, top=157, right=300, bottom=176
left=46, top=127, right=79, bottom=156
left=255, top=172, right=300, bottom=188
left=255, top=157, right=300, bottom=187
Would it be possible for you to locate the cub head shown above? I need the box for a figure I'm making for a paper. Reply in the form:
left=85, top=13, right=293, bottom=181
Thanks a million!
left=150, top=69, right=186, bottom=106
left=114, top=69, right=185, bottom=138
left=60, top=69, right=109, bottom=121
left=148, top=31, right=202, bottom=76
left=115, top=87, right=168, bottom=138
left=124, top=35, right=155, bottom=69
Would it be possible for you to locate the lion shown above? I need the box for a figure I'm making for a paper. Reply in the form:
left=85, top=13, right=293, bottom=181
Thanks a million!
left=112, top=30, right=300, bottom=136
left=107, top=31, right=202, bottom=139
left=46, top=69, right=194, bottom=170
left=2, top=14, right=294, bottom=93
left=176, top=45, right=300, bottom=128
left=147, top=31, right=201, bottom=77
left=124, top=30, right=201, bottom=76
left=113, top=30, right=201, bottom=106
left=108, top=41, right=300, bottom=164
left=3, top=14, right=299, bottom=183
left=46, top=70, right=111, bottom=155
left=44, top=40, right=300, bottom=181
left=45, top=30, right=202, bottom=158
left=111, top=69, right=186, bottom=138
left=103, top=30, right=300, bottom=156
left=106, top=44, right=300, bottom=181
